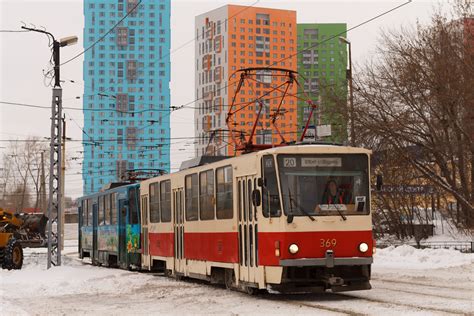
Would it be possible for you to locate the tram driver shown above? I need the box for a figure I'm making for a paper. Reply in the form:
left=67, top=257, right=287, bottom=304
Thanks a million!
left=321, top=179, right=345, bottom=204
left=314, top=178, right=352, bottom=212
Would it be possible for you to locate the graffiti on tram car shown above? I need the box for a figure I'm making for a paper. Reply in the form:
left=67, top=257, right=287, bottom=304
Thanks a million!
left=127, top=224, right=140, bottom=253
left=98, top=226, right=118, bottom=252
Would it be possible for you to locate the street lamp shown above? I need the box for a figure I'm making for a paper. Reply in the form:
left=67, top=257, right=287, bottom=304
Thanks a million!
left=21, top=26, right=77, bottom=269
left=339, top=36, right=355, bottom=146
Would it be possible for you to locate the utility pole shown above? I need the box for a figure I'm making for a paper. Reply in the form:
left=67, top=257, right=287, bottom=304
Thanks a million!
left=60, top=115, right=66, bottom=251
left=339, top=37, right=355, bottom=146
left=22, top=26, right=77, bottom=268
left=40, top=151, right=47, bottom=214
left=48, top=39, right=63, bottom=268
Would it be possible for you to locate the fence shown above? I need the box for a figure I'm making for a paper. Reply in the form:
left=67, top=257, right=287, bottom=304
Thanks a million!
left=377, top=241, right=474, bottom=253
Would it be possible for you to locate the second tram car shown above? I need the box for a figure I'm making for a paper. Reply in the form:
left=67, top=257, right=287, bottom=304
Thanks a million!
left=78, top=183, right=141, bottom=269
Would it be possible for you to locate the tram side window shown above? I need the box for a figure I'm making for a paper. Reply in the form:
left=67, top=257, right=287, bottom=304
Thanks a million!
left=200, top=169, right=215, bottom=220
left=149, top=182, right=160, bottom=223
left=160, top=180, right=171, bottom=222
left=141, top=195, right=148, bottom=224
left=216, top=166, right=233, bottom=219
left=111, top=193, right=117, bottom=225
left=129, top=187, right=139, bottom=225
left=81, top=200, right=87, bottom=227
left=185, top=174, right=199, bottom=221
left=98, top=196, right=105, bottom=225
left=262, top=155, right=281, bottom=217
left=87, top=199, right=93, bottom=226
left=238, top=181, right=242, bottom=221
left=104, top=194, right=111, bottom=225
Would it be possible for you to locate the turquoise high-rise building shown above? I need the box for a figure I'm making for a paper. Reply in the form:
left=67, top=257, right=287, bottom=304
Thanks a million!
left=83, top=0, right=171, bottom=194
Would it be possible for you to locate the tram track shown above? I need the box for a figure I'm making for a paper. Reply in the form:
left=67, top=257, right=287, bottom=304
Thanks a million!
left=332, top=292, right=468, bottom=315
left=266, top=289, right=468, bottom=316
left=372, top=276, right=473, bottom=292
left=276, top=292, right=466, bottom=316
left=280, top=298, right=364, bottom=316
left=372, top=282, right=472, bottom=301
left=269, top=279, right=471, bottom=316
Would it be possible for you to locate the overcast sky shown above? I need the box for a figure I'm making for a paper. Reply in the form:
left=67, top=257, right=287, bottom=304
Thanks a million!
left=0, top=0, right=447, bottom=198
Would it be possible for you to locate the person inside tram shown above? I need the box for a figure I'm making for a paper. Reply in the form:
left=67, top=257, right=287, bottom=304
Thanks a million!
left=321, top=179, right=347, bottom=205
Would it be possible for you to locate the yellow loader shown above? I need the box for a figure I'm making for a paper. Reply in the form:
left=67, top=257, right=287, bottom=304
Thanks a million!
left=0, top=208, right=48, bottom=270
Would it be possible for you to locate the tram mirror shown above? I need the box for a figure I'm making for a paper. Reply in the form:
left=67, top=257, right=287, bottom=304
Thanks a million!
left=376, top=174, right=383, bottom=191
left=257, top=178, right=266, bottom=187
left=252, top=189, right=261, bottom=207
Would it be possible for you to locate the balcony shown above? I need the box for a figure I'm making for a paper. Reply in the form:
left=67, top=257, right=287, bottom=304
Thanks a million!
left=203, top=90, right=213, bottom=101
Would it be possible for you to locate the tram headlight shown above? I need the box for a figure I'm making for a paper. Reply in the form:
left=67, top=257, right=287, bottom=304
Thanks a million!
left=288, top=243, right=299, bottom=254
left=359, top=242, right=369, bottom=253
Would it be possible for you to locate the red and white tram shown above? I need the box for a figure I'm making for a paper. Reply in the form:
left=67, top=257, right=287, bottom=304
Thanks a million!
left=139, top=144, right=374, bottom=293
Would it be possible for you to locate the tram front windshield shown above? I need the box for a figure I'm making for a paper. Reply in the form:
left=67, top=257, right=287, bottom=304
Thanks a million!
left=277, top=154, right=370, bottom=217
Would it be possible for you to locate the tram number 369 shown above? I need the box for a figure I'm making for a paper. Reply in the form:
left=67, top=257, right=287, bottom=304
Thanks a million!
left=320, top=238, right=337, bottom=247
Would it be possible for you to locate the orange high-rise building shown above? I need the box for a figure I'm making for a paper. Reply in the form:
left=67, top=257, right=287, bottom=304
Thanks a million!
left=194, top=5, right=297, bottom=156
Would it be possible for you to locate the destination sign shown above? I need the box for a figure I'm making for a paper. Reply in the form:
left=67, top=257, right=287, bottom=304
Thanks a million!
left=301, top=157, right=342, bottom=167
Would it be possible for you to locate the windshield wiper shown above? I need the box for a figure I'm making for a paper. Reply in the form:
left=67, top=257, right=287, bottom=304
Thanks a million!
left=288, top=188, right=315, bottom=221
left=332, top=203, right=347, bottom=221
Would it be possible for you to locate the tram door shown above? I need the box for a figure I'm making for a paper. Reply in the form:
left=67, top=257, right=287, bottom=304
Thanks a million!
left=141, top=195, right=150, bottom=270
left=238, top=176, right=259, bottom=284
left=118, top=199, right=128, bottom=266
left=92, top=202, right=98, bottom=263
left=173, top=188, right=185, bottom=275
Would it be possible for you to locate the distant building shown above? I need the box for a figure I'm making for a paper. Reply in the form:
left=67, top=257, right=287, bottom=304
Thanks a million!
left=82, top=0, right=171, bottom=194
left=296, top=23, right=348, bottom=142
left=194, top=5, right=298, bottom=157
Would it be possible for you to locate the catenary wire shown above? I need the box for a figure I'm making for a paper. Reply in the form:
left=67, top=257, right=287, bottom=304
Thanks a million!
left=60, top=0, right=142, bottom=67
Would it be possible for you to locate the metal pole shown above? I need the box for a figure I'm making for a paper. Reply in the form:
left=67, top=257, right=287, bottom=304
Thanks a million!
left=46, top=40, right=63, bottom=268
left=60, top=115, right=66, bottom=251
left=348, top=42, right=355, bottom=146
left=21, top=26, right=75, bottom=268
left=40, top=151, right=47, bottom=213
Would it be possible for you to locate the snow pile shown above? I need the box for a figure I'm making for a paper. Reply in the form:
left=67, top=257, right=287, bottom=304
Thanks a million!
left=1, top=252, right=166, bottom=298
left=1, top=302, right=28, bottom=316
left=375, top=245, right=474, bottom=269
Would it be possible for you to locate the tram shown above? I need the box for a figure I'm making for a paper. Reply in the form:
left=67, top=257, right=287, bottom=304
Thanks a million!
left=78, top=183, right=141, bottom=269
left=79, top=143, right=374, bottom=293
left=139, top=144, right=373, bottom=293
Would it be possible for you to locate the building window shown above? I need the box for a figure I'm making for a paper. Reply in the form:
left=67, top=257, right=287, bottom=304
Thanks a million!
left=127, top=60, right=137, bottom=80
left=116, top=94, right=129, bottom=112
left=116, top=27, right=128, bottom=46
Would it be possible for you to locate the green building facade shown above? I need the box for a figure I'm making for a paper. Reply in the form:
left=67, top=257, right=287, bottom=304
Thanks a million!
left=297, top=23, right=348, bottom=142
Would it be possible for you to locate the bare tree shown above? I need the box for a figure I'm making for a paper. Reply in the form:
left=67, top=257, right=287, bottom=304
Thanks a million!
left=0, top=138, right=49, bottom=212
left=372, top=149, right=439, bottom=243
left=351, top=2, right=473, bottom=229
left=321, top=1, right=473, bottom=230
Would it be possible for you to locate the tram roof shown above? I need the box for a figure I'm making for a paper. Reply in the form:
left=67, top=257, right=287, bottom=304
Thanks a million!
left=258, top=143, right=372, bottom=155
left=179, top=144, right=371, bottom=171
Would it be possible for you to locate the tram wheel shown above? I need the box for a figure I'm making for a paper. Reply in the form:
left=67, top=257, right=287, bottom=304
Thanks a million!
left=224, top=269, right=235, bottom=290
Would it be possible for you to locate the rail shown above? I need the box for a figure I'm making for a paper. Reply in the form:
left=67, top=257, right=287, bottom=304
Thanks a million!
left=377, top=241, right=474, bottom=253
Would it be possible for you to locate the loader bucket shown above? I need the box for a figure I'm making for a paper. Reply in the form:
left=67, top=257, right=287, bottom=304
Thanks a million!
left=18, top=213, right=48, bottom=237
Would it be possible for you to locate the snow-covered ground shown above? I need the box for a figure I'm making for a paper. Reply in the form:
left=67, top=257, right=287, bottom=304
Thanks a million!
left=1, top=224, right=473, bottom=315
